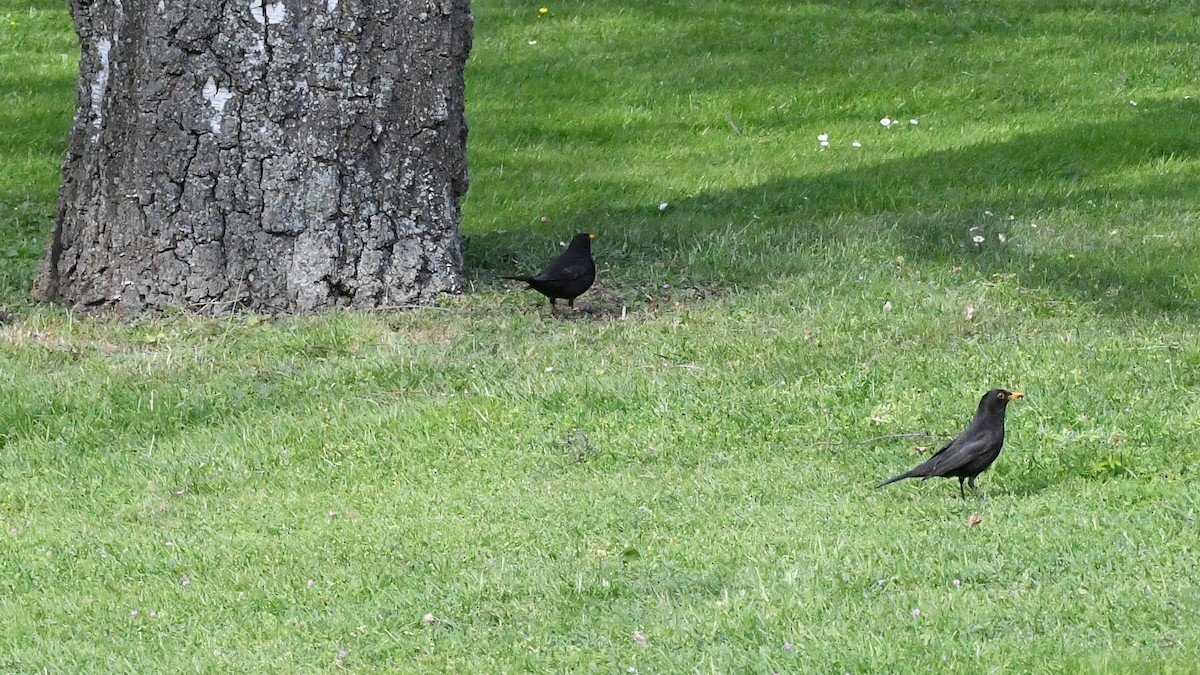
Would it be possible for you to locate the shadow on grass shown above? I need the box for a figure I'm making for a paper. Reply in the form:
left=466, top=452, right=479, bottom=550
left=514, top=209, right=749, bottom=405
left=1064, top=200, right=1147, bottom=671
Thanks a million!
left=468, top=98, right=1199, bottom=318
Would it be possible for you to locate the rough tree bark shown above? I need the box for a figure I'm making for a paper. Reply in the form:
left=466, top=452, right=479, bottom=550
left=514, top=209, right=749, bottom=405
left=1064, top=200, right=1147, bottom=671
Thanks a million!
left=34, top=0, right=472, bottom=315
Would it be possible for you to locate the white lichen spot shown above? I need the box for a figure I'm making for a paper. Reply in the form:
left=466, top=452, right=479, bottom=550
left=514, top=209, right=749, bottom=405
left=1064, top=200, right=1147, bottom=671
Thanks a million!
left=327, top=0, right=338, bottom=12
left=250, top=0, right=286, bottom=26
left=90, top=38, right=113, bottom=132
left=202, top=77, right=234, bottom=134
left=158, top=0, right=164, bottom=12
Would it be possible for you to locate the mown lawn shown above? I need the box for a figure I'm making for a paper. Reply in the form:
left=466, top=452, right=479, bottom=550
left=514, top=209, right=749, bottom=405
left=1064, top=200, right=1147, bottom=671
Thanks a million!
left=2, top=0, right=1198, bottom=671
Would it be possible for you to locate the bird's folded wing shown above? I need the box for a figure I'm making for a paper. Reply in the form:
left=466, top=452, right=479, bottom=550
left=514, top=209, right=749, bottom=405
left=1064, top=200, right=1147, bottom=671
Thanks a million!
left=537, top=262, right=589, bottom=281
left=923, top=437, right=991, bottom=474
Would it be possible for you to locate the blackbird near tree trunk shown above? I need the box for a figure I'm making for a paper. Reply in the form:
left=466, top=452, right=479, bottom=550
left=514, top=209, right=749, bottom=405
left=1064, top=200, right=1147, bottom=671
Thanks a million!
left=503, top=232, right=596, bottom=309
left=875, top=388, right=1024, bottom=498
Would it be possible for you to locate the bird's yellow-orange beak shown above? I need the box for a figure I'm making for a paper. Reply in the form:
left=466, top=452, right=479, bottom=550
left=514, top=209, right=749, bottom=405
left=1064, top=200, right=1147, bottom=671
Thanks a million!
left=1008, top=392, right=1024, bottom=400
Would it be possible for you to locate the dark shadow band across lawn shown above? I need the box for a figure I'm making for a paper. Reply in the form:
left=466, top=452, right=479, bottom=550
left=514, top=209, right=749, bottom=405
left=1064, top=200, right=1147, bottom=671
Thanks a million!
left=467, top=97, right=1199, bottom=318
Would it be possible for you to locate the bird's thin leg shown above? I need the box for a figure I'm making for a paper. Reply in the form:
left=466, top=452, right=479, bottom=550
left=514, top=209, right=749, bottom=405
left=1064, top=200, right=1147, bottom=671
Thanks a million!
left=958, top=477, right=966, bottom=499
left=968, top=476, right=983, bottom=500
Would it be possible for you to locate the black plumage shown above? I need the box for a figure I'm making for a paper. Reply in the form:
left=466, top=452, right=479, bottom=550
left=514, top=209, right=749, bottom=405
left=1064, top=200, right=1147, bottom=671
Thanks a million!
left=876, top=388, right=1024, bottom=498
left=503, top=232, right=596, bottom=309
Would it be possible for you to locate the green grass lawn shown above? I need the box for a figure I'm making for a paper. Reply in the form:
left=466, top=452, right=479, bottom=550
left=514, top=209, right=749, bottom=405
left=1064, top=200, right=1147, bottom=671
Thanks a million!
left=3, top=0, right=1199, bottom=671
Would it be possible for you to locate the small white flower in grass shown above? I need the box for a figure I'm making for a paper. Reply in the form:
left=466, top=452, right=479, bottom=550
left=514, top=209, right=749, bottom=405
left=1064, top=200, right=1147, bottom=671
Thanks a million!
left=817, top=133, right=829, bottom=142
left=973, top=235, right=985, bottom=245
left=819, top=140, right=830, bottom=147
left=130, top=610, right=139, bottom=617
left=527, top=40, right=537, bottom=46
left=658, top=202, right=669, bottom=211
left=880, top=117, right=892, bottom=127
left=883, top=300, right=893, bottom=311
left=307, top=579, right=315, bottom=588
left=997, top=233, right=1007, bottom=244
left=181, top=577, right=191, bottom=587
left=953, top=578, right=962, bottom=586
left=1129, top=100, right=1137, bottom=106
left=911, top=608, right=921, bottom=617
left=544, top=366, right=553, bottom=372
left=164, top=541, right=174, bottom=546
left=909, top=119, right=919, bottom=125
left=964, top=306, right=976, bottom=321
left=851, top=140, right=862, bottom=147
left=984, top=210, right=993, bottom=217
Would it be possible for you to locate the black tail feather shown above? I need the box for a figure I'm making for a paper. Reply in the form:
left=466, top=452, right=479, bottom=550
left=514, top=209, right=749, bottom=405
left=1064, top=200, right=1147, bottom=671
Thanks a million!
left=875, top=471, right=916, bottom=489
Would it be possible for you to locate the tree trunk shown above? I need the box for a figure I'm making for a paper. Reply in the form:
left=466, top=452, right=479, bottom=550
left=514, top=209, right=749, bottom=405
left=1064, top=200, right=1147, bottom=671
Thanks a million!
left=34, top=0, right=472, bottom=315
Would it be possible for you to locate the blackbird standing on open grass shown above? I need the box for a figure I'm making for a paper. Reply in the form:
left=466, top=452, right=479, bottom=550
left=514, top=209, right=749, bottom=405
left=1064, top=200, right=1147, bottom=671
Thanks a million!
left=875, top=388, right=1024, bottom=498
left=503, top=232, right=596, bottom=309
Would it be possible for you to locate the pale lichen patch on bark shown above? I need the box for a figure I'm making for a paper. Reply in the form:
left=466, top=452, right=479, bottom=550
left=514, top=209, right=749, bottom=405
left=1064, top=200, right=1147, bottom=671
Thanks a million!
left=249, top=0, right=287, bottom=26
left=201, top=77, right=234, bottom=135
left=89, top=38, right=112, bottom=136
